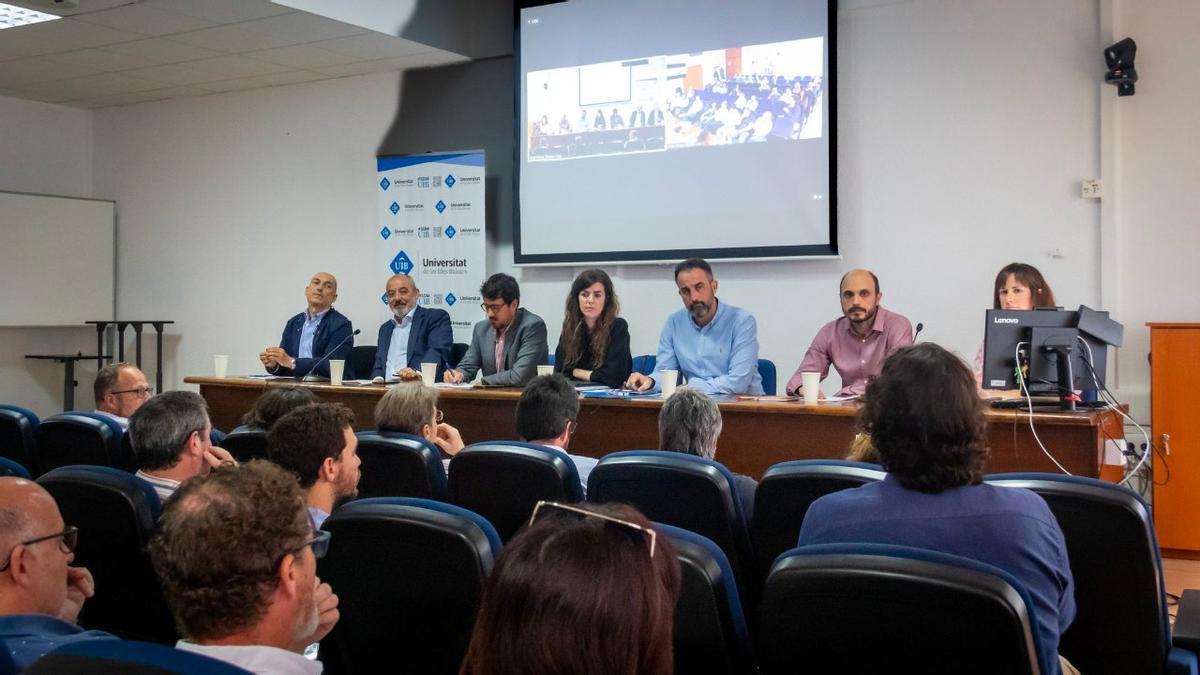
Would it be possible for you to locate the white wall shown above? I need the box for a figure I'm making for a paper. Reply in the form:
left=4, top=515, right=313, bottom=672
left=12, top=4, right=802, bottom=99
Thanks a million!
left=7, top=0, right=1174, bottom=431
left=1110, top=0, right=1200, bottom=422
left=0, top=95, right=98, bottom=417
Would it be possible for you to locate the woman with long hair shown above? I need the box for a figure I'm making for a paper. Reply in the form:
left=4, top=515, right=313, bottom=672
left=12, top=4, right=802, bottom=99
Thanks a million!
left=554, top=269, right=632, bottom=388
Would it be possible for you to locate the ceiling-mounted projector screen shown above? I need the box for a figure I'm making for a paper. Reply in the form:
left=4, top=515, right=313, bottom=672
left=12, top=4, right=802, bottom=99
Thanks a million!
left=515, top=0, right=836, bottom=265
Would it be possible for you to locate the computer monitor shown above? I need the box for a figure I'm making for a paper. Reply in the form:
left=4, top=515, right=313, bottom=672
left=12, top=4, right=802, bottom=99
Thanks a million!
left=981, top=307, right=1118, bottom=409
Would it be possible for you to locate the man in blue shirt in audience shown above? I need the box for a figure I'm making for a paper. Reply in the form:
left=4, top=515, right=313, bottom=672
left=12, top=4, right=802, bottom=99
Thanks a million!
left=260, top=272, right=354, bottom=379
left=517, top=375, right=597, bottom=492
left=798, top=343, right=1078, bottom=674
left=626, top=257, right=764, bottom=395
left=0, top=478, right=116, bottom=669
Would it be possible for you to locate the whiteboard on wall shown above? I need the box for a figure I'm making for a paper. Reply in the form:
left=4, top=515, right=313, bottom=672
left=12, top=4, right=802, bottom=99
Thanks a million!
left=0, top=191, right=115, bottom=326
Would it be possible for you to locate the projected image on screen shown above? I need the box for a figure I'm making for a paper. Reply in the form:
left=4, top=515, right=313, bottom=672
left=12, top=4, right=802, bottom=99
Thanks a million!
left=516, top=0, right=835, bottom=264
left=526, top=38, right=823, bottom=162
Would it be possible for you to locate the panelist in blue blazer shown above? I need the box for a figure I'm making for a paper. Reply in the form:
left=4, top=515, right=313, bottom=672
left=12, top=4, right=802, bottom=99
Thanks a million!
left=259, top=272, right=354, bottom=378
left=445, top=273, right=548, bottom=387
left=370, top=273, right=453, bottom=381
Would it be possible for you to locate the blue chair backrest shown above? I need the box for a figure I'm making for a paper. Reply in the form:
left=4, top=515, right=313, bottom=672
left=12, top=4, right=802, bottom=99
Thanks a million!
left=587, top=451, right=755, bottom=594
left=761, top=543, right=1045, bottom=675
left=985, top=473, right=1180, bottom=675
left=220, top=428, right=269, bottom=463
left=757, top=358, right=777, bottom=395
left=26, top=639, right=252, bottom=674
left=318, top=498, right=500, bottom=675
left=448, top=442, right=584, bottom=541
left=0, top=404, right=39, bottom=472
left=36, top=466, right=175, bottom=645
left=657, top=523, right=755, bottom=675
left=355, top=431, right=448, bottom=500
left=750, top=460, right=885, bottom=589
left=0, top=456, right=31, bottom=479
left=35, top=413, right=133, bottom=474
left=632, top=354, right=657, bottom=376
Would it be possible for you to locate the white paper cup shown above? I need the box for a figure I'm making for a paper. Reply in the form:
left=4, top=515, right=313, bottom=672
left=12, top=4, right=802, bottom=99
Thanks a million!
left=421, top=362, right=438, bottom=383
left=660, top=369, right=679, bottom=398
left=537, top=364, right=554, bottom=377
left=801, top=371, right=821, bottom=404
left=328, top=360, right=345, bottom=386
left=213, top=355, right=229, bottom=378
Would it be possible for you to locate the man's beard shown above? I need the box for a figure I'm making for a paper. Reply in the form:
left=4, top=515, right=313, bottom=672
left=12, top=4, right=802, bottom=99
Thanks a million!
left=848, top=305, right=878, bottom=326
left=392, top=302, right=412, bottom=319
left=293, top=579, right=320, bottom=646
left=688, top=301, right=710, bottom=321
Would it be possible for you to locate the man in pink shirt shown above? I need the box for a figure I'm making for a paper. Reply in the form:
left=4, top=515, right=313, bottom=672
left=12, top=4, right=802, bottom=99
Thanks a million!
left=786, top=269, right=913, bottom=398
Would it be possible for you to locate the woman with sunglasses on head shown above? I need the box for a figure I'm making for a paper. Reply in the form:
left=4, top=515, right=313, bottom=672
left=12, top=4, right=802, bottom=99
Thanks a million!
left=975, top=262, right=1058, bottom=394
left=554, top=269, right=632, bottom=389
left=460, top=501, right=680, bottom=675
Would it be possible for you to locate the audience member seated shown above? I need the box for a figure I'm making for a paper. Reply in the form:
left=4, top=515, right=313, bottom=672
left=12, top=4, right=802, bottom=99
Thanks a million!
left=845, top=432, right=880, bottom=464
left=798, top=343, right=1078, bottom=675
left=128, top=391, right=235, bottom=501
left=267, top=403, right=361, bottom=529
left=92, top=362, right=151, bottom=430
left=657, top=387, right=757, bottom=520
left=0, top=478, right=116, bottom=670
left=374, top=382, right=465, bottom=471
left=460, top=501, right=679, bottom=675
left=149, top=461, right=339, bottom=674
left=238, top=386, right=318, bottom=431
left=516, top=375, right=599, bottom=490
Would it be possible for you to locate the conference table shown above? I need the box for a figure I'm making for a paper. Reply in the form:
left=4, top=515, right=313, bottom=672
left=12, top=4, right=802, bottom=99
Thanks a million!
left=185, top=376, right=1124, bottom=480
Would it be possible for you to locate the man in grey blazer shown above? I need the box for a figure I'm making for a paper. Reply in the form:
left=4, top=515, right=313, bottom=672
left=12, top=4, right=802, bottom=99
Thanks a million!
left=445, top=273, right=548, bottom=386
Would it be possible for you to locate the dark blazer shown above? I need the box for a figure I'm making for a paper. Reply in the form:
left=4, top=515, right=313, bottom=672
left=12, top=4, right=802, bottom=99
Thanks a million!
left=270, top=307, right=354, bottom=378
left=370, top=305, right=453, bottom=379
left=554, top=317, right=632, bottom=388
left=455, top=307, right=548, bottom=386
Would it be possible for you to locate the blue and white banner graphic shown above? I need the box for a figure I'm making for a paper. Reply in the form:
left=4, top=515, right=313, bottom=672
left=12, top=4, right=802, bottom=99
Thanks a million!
left=376, top=151, right=486, bottom=342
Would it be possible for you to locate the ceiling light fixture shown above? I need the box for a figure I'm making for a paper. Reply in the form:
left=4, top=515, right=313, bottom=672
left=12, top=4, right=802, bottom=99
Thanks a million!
left=0, top=2, right=60, bottom=30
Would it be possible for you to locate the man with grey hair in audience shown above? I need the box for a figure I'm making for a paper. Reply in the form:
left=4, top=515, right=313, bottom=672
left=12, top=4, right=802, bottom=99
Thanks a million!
left=658, top=387, right=757, bottom=519
left=128, top=391, right=236, bottom=501
left=92, top=362, right=151, bottom=429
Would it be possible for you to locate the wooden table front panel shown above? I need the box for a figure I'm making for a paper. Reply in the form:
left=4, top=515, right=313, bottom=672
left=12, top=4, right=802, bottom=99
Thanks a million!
left=188, top=377, right=1110, bottom=480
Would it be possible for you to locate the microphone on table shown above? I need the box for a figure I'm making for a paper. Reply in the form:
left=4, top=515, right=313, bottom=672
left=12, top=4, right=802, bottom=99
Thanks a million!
left=913, top=322, right=924, bottom=342
left=302, top=329, right=360, bottom=382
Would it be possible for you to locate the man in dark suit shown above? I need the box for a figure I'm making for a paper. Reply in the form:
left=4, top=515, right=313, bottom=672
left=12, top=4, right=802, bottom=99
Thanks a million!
left=445, top=273, right=547, bottom=387
left=260, top=272, right=354, bottom=378
left=370, top=274, right=453, bottom=381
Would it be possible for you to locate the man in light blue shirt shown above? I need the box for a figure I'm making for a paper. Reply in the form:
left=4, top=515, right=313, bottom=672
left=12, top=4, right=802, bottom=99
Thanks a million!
left=626, top=258, right=764, bottom=395
left=369, top=274, right=453, bottom=382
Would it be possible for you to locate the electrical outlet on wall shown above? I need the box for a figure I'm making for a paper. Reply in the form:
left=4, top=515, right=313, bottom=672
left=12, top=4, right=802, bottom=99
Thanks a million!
left=1081, top=179, right=1103, bottom=198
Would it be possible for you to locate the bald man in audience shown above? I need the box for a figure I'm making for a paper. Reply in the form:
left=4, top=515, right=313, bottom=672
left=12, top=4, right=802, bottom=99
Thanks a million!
left=149, top=461, right=340, bottom=673
left=0, top=478, right=116, bottom=669
left=261, top=272, right=355, bottom=379
left=786, top=269, right=913, bottom=398
left=92, top=362, right=151, bottom=429
left=129, top=391, right=236, bottom=501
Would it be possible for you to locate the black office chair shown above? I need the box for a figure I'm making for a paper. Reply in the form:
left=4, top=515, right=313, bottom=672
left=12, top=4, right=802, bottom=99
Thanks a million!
left=0, top=456, right=31, bottom=479
left=34, top=413, right=134, bottom=475
left=760, top=543, right=1046, bottom=675
left=36, top=465, right=177, bottom=645
left=587, top=451, right=755, bottom=594
left=750, top=459, right=884, bottom=588
left=448, top=442, right=583, bottom=541
left=0, top=404, right=39, bottom=473
left=450, top=342, right=469, bottom=368
left=349, top=345, right=377, bottom=380
left=220, top=429, right=269, bottom=463
left=355, top=431, right=447, bottom=500
left=26, top=639, right=252, bottom=674
left=985, top=473, right=1200, bottom=674
left=318, top=498, right=501, bottom=675
left=658, top=523, right=756, bottom=675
